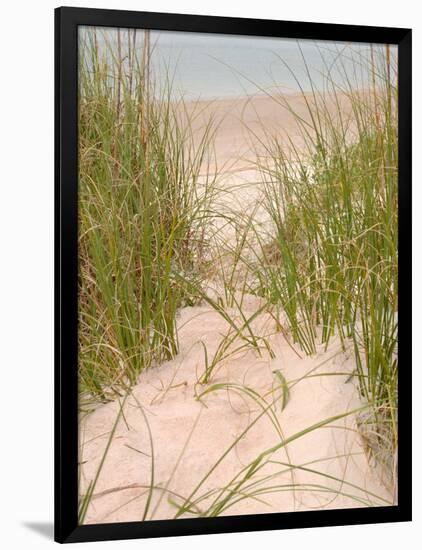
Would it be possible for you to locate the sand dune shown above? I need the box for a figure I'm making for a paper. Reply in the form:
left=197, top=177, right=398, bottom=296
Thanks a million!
left=79, top=92, right=394, bottom=524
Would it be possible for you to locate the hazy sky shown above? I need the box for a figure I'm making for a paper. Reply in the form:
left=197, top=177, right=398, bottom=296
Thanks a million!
left=80, top=27, right=397, bottom=99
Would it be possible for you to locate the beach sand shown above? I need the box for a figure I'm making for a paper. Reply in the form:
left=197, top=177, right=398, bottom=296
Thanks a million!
left=79, top=93, right=393, bottom=524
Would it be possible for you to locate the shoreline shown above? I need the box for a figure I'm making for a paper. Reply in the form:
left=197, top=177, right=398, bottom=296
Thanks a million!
left=178, top=90, right=362, bottom=171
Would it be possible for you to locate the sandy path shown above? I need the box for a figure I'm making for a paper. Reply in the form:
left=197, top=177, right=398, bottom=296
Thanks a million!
left=79, top=93, right=393, bottom=524
left=80, top=300, right=391, bottom=524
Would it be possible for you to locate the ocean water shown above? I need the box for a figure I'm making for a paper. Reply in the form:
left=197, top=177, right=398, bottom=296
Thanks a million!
left=80, top=27, right=397, bottom=100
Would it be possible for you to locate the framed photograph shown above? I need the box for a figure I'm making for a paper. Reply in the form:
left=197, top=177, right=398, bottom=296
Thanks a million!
left=55, top=6, right=411, bottom=543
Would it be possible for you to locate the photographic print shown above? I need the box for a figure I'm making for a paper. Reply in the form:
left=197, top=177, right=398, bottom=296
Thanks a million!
left=55, top=7, right=411, bottom=543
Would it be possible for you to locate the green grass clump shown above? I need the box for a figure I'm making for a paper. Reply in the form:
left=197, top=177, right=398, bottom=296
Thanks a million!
left=78, top=28, right=216, bottom=402
left=248, top=45, right=398, bottom=486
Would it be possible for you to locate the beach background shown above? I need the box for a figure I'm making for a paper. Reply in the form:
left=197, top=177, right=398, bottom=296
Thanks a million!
left=83, top=27, right=394, bottom=99
left=78, top=27, right=398, bottom=524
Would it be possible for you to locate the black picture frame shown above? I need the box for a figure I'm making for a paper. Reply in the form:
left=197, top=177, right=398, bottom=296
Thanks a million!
left=55, top=6, right=412, bottom=544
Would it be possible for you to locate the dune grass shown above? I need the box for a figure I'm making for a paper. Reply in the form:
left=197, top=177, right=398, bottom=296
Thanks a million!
left=245, top=45, right=398, bottom=485
left=78, top=28, right=217, bottom=403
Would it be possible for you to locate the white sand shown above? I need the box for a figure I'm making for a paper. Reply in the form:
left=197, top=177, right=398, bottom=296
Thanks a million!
left=79, top=93, right=393, bottom=524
